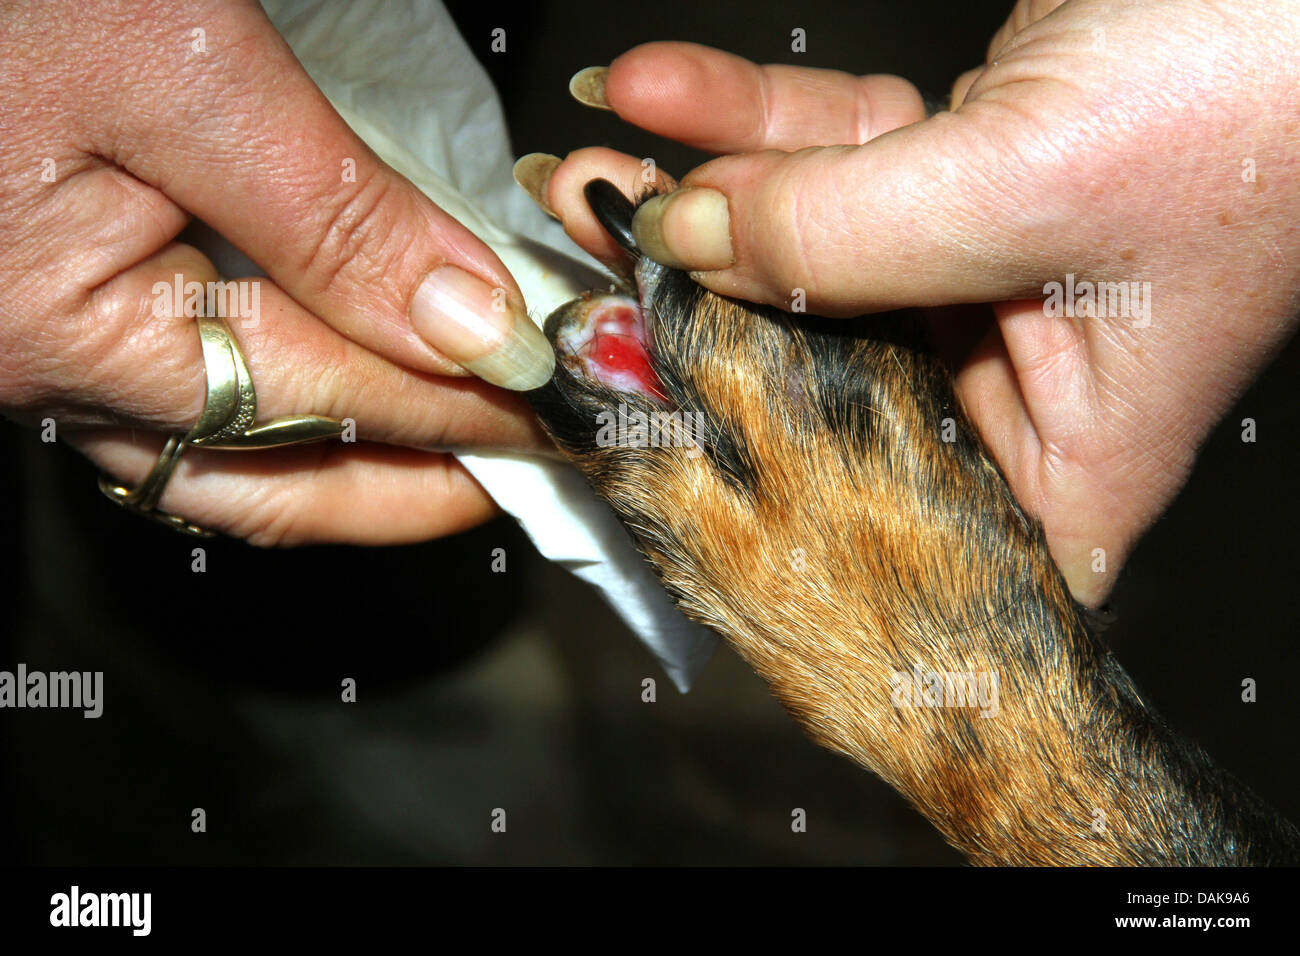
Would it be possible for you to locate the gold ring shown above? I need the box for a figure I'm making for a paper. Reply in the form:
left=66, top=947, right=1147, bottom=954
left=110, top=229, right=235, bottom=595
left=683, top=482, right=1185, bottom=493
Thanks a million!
left=97, top=314, right=345, bottom=537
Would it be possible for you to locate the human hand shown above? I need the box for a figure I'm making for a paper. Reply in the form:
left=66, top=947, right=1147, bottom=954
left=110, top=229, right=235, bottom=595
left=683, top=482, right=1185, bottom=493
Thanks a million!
left=0, top=0, right=555, bottom=544
left=532, top=0, right=1300, bottom=604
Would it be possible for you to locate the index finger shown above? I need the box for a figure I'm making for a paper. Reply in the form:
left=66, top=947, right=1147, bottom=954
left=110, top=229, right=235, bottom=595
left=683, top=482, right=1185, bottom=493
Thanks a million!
left=589, top=41, right=926, bottom=153
left=81, top=0, right=551, bottom=388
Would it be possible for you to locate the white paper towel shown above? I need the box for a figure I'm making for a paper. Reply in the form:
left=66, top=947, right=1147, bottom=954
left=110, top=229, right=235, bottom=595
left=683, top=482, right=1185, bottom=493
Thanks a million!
left=260, top=0, right=718, bottom=691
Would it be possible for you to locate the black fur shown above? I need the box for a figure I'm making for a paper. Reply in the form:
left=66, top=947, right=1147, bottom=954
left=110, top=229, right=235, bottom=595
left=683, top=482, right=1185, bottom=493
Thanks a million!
left=525, top=180, right=1300, bottom=865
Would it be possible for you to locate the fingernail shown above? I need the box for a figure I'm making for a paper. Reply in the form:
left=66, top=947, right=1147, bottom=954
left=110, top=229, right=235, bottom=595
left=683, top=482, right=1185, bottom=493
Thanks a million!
left=631, top=188, right=735, bottom=271
left=513, top=153, right=562, bottom=220
left=569, top=66, right=611, bottom=110
left=410, top=266, right=554, bottom=391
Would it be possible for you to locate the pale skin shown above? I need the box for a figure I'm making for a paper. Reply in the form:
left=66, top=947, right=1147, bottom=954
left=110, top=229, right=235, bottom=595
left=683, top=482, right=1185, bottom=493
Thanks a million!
left=0, top=0, right=551, bottom=545
left=4, top=0, right=1297, bottom=603
left=541, top=0, right=1300, bottom=607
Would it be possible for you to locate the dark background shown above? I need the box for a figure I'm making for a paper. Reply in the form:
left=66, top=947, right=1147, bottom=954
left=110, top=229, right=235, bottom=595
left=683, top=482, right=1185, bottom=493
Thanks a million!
left=1, top=0, right=1296, bottom=865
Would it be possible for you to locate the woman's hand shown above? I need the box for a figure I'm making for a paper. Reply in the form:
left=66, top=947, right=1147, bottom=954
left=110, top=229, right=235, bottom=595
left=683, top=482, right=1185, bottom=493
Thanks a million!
left=537, top=0, right=1300, bottom=604
left=0, top=0, right=555, bottom=544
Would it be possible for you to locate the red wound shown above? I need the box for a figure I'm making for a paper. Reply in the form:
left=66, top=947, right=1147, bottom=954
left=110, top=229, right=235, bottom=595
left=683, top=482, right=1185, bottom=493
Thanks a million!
left=589, top=334, right=662, bottom=399
left=582, top=303, right=667, bottom=401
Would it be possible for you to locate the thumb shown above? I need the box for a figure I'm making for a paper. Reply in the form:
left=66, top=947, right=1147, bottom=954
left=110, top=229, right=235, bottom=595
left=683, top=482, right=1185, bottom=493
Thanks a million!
left=630, top=113, right=1079, bottom=317
left=87, top=0, right=554, bottom=390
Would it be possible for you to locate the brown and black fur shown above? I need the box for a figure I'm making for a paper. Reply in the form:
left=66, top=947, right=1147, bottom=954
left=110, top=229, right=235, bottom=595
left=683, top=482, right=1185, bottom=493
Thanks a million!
left=527, top=181, right=1300, bottom=866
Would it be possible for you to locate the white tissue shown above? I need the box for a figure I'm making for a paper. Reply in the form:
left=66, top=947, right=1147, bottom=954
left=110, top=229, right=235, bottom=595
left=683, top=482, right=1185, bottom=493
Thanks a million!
left=261, top=0, right=717, bottom=690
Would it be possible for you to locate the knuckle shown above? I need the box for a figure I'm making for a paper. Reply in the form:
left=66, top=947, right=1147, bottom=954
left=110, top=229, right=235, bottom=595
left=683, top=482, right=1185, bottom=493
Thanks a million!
left=240, top=512, right=300, bottom=548
left=80, top=278, right=206, bottom=428
left=298, top=170, right=402, bottom=300
left=763, top=169, right=819, bottom=295
left=232, top=445, right=348, bottom=547
left=305, top=354, right=350, bottom=421
left=0, top=302, right=114, bottom=420
left=229, top=485, right=305, bottom=548
left=1, top=279, right=205, bottom=429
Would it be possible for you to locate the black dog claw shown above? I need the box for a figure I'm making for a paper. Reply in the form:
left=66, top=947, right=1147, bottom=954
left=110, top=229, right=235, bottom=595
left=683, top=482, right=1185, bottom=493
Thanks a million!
left=583, top=179, right=640, bottom=257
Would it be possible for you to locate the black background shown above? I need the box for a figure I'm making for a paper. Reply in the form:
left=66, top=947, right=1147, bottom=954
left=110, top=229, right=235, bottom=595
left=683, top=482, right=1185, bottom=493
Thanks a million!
left=0, top=0, right=1296, bottom=869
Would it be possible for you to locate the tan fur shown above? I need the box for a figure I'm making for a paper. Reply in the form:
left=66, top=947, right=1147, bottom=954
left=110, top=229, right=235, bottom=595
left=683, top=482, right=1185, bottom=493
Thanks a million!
left=530, top=187, right=1300, bottom=865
